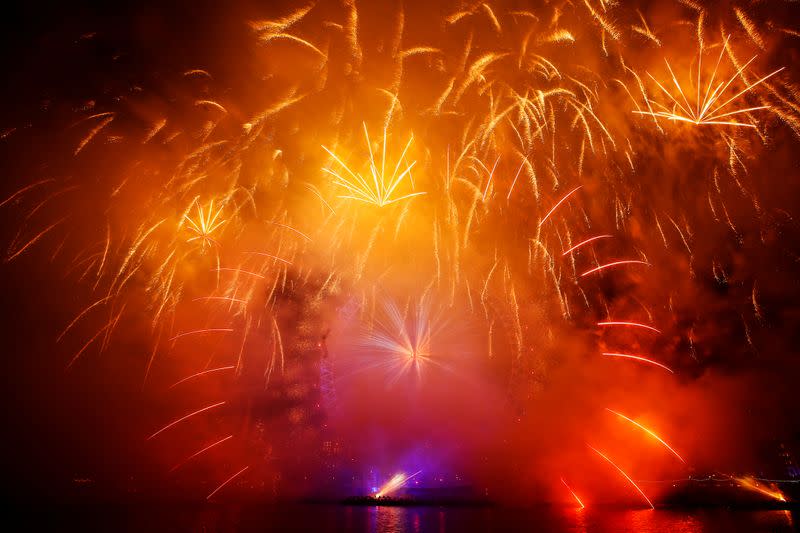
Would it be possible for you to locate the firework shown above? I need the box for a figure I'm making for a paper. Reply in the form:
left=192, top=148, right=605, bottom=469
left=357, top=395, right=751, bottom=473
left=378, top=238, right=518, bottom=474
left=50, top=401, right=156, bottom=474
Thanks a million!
left=147, top=402, right=226, bottom=441
left=375, top=470, right=422, bottom=498
left=352, top=295, right=452, bottom=385
left=734, top=476, right=787, bottom=502
left=181, top=199, right=227, bottom=251
left=207, top=465, right=250, bottom=501
left=602, top=353, right=675, bottom=373
left=3, top=0, right=799, bottom=508
left=597, top=322, right=661, bottom=334
left=605, top=408, right=685, bottom=463
left=322, top=123, right=424, bottom=207
left=588, top=445, right=654, bottom=510
left=562, top=235, right=613, bottom=256
left=634, top=38, right=784, bottom=128
left=539, top=186, right=583, bottom=227
left=170, top=435, right=234, bottom=473
left=168, top=366, right=236, bottom=389
left=581, top=261, right=651, bottom=277
left=560, top=477, right=586, bottom=509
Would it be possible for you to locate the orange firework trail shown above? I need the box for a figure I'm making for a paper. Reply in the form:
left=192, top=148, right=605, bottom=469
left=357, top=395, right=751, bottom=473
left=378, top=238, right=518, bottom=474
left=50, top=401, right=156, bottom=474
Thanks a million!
left=206, top=465, right=249, bottom=501
left=322, top=123, right=424, bottom=207
left=506, top=155, right=529, bottom=200
left=193, top=296, right=248, bottom=305
left=212, top=268, right=267, bottom=279
left=597, top=322, right=661, bottom=334
left=538, top=186, right=582, bottom=227
left=734, top=476, right=787, bottom=502
left=375, top=470, right=422, bottom=498
left=581, top=260, right=651, bottom=277
left=170, top=434, right=234, bottom=473
left=147, top=402, right=226, bottom=440
left=56, top=295, right=114, bottom=342
left=265, top=221, right=312, bottom=242
left=635, top=36, right=785, bottom=128
left=243, top=251, right=293, bottom=264
left=168, top=328, right=235, bottom=342
left=182, top=199, right=226, bottom=250
left=168, top=366, right=236, bottom=389
left=603, top=352, right=675, bottom=373
left=588, top=445, right=654, bottom=509
left=0, top=178, right=55, bottom=209
left=562, top=235, right=613, bottom=256
left=560, top=477, right=585, bottom=509
left=5, top=218, right=67, bottom=262
left=605, top=408, right=686, bottom=463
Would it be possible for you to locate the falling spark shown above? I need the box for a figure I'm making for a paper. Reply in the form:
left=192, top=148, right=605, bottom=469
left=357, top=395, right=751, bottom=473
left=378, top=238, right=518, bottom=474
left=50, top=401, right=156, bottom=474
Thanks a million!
left=75, top=114, right=115, bottom=154
left=57, top=296, right=113, bottom=342
left=193, top=296, right=248, bottom=305
left=169, top=366, right=236, bottom=389
left=183, top=69, right=212, bottom=78
left=588, top=445, right=654, bottom=509
left=597, top=321, right=661, bottom=334
left=482, top=156, right=501, bottom=201
left=169, top=328, right=234, bottom=342
left=147, top=401, right=226, bottom=440
left=581, top=260, right=650, bottom=277
left=6, top=218, right=67, bottom=262
left=734, top=8, right=766, bottom=50
left=0, top=179, right=55, bottom=209
left=605, top=408, right=685, bottom=463
left=266, top=221, right=312, bottom=242
left=603, top=352, right=674, bottom=373
left=560, top=477, right=585, bottom=509
left=539, top=186, right=582, bottom=227
left=212, top=268, right=267, bottom=279
left=562, top=235, right=613, bottom=256
left=194, top=100, right=228, bottom=114
left=506, top=154, right=529, bottom=200
left=170, top=435, right=234, bottom=473
left=207, top=465, right=250, bottom=500
left=242, top=251, right=293, bottom=265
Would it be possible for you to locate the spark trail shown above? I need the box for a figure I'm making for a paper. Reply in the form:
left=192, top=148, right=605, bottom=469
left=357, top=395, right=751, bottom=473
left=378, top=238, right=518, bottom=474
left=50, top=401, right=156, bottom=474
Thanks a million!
left=605, top=408, right=686, bottom=463
left=588, top=445, right=654, bottom=509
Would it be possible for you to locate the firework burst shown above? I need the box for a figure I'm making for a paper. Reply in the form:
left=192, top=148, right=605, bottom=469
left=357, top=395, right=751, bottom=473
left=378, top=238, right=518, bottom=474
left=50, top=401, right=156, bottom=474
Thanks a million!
left=635, top=37, right=784, bottom=128
left=181, top=199, right=227, bottom=251
left=323, top=123, right=424, bottom=207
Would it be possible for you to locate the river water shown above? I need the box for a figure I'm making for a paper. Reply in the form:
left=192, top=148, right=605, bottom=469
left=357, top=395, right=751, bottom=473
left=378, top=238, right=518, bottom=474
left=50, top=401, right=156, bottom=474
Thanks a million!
left=29, top=503, right=799, bottom=532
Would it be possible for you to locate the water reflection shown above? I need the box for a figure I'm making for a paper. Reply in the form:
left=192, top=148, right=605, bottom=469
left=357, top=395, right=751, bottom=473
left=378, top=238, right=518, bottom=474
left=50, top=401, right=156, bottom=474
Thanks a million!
left=43, top=503, right=799, bottom=532
left=354, top=506, right=797, bottom=533
left=367, top=506, right=403, bottom=533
